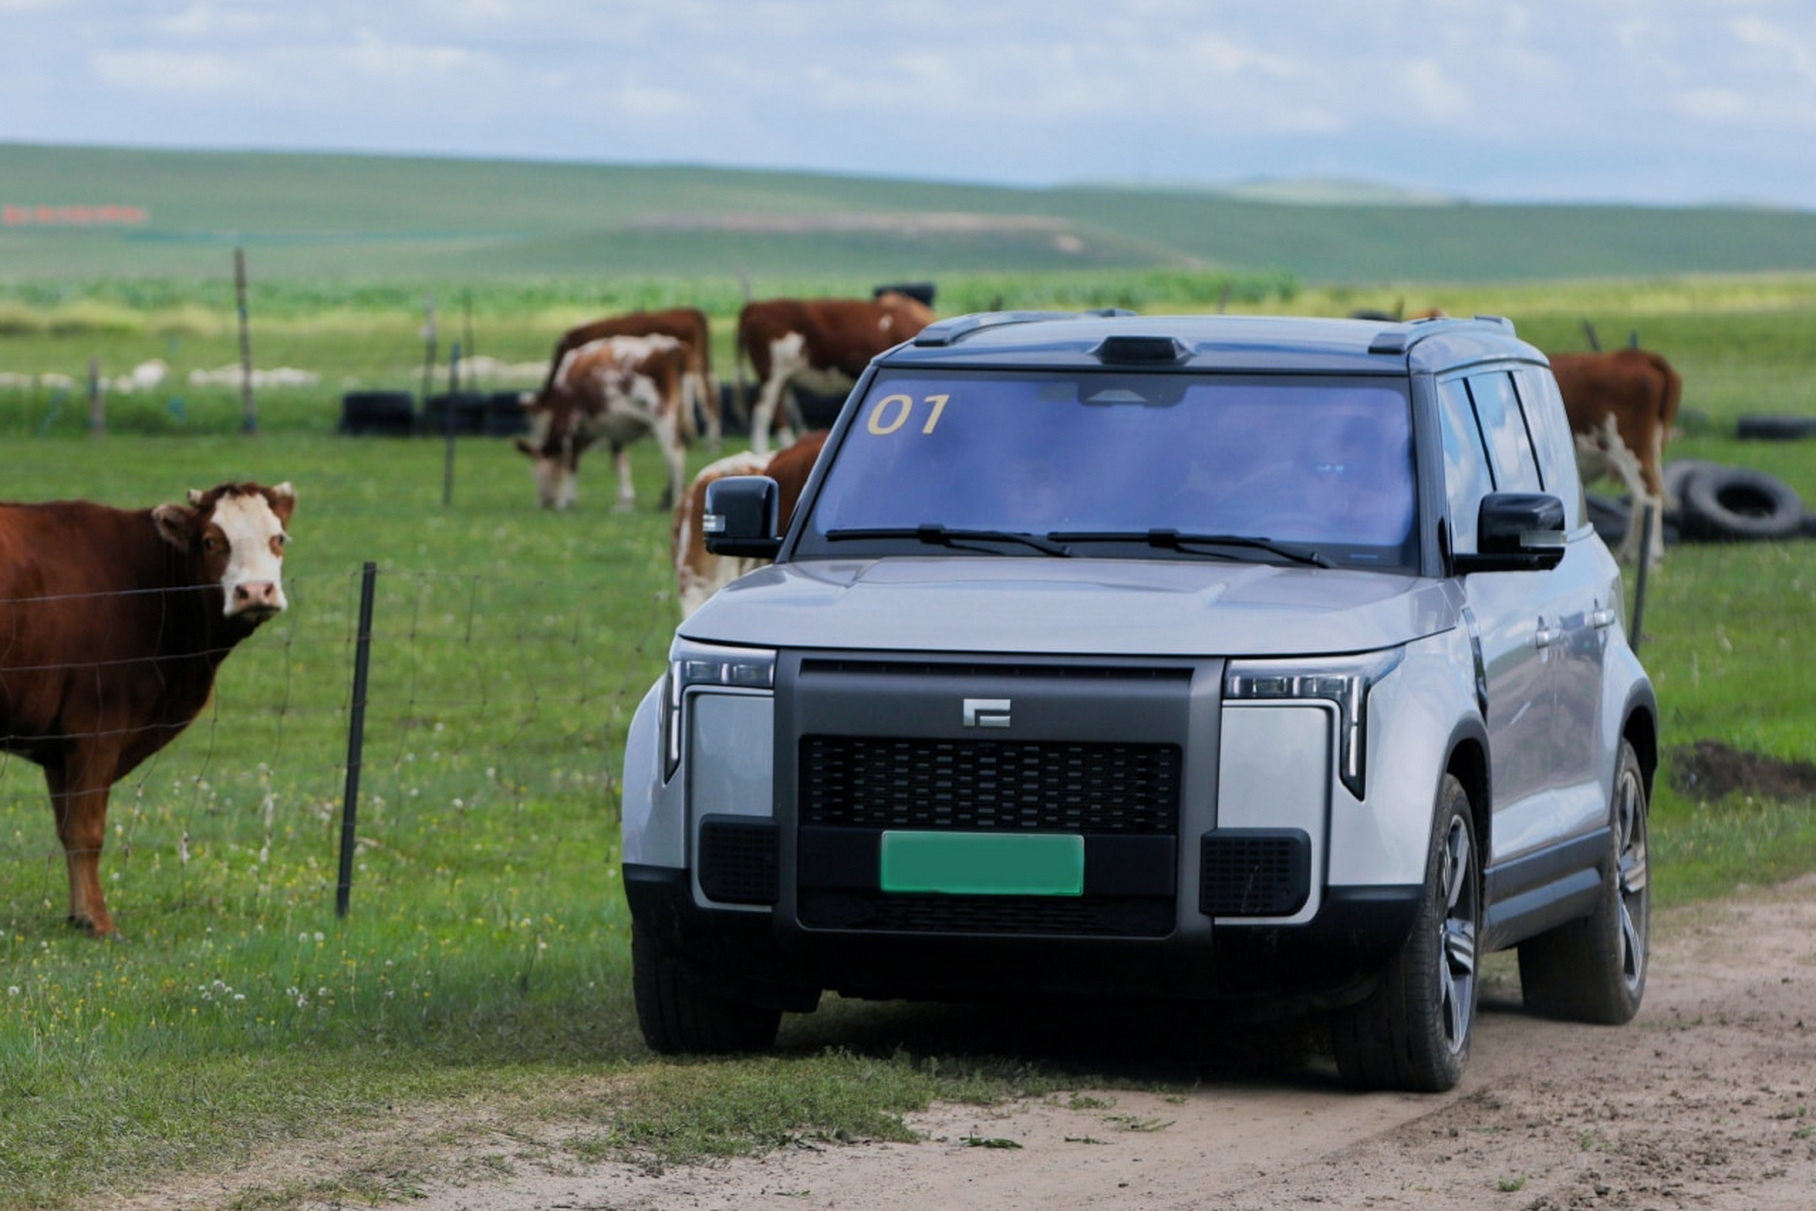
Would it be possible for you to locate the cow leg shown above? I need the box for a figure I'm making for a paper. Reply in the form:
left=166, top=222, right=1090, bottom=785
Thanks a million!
left=45, top=761, right=119, bottom=937
left=1589, top=415, right=1656, bottom=566
left=749, top=371, right=789, bottom=458
left=700, top=372, right=723, bottom=451
left=653, top=416, right=687, bottom=513
left=688, top=371, right=723, bottom=452
left=612, top=442, right=637, bottom=513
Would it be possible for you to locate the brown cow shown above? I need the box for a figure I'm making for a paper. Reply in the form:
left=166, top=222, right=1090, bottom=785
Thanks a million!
left=737, top=293, right=935, bottom=456
left=672, top=430, right=828, bottom=616
left=538, top=308, right=720, bottom=449
left=0, top=481, right=296, bottom=937
left=1550, top=348, right=1683, bottom=567
left=517, top=334, right=691, bottom=512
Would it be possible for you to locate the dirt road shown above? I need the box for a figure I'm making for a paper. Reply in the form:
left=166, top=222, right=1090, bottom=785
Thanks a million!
left=131, top=874, right=1816, bottom=1210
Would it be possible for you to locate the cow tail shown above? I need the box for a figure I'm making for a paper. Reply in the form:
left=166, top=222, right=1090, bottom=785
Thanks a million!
left=1653, top=352, right=1684, bottom=435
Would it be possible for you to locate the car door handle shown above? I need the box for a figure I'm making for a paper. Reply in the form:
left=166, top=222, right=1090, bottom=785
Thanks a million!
left=1591, top=608, right=1618, bottom=629
left=1534, top=622, right=1559, bottom=648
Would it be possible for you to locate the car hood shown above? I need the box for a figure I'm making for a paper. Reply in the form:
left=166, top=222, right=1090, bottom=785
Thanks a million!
left=679, top=557, right=1462, bottom=657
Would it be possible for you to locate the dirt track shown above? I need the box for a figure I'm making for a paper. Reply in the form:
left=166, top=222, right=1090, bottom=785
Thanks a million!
left=121, top=871, right=1813, bottom=1211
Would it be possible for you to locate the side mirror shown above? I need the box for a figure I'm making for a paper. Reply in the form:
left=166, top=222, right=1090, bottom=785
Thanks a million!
left=703, top=476, right=783, bottom=558
left=1452, top=492, right=1566, bottom=573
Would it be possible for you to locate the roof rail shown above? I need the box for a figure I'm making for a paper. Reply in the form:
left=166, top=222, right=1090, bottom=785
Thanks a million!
left=913, top=308, right=1136, bottom=348
left=1367, top=314, right=1515, bottom=356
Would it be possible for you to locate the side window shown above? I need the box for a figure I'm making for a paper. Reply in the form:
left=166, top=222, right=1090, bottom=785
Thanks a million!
left=1513, top=366, right=1584, bottom=530
left=1437, top=377, right=1496, bottom=550
left=1466, top=372, right=1542, bottom=493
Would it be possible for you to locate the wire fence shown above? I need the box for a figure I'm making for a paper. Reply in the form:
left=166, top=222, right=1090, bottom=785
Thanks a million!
left=0, top=562, right=679, bottom=928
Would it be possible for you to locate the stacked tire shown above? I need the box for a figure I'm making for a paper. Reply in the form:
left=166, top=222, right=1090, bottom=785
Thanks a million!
left=1667, top=460, right=1804, bottom=543
left=338, top=390, right=416, bottom=436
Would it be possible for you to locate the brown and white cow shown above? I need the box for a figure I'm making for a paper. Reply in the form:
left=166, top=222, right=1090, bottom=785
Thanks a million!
left=0, top=481, right=296, bottom=937
left=517, top=334, right=691, bottom=512
left=737, top=293, right=935, bottom=456
left=1550, top=348, right=1683, bottom=567
left=672, top=430, right=828, bottom=616
left=537, top=308, right=720, bottom=449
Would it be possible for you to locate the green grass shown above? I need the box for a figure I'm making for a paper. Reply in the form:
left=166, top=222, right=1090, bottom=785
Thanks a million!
left=8, top=142, right=1816, bottom=283
left=1, top=275, right=1815, bottom=1209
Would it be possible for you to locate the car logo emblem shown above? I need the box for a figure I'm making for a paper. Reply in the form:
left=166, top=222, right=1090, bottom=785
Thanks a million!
left=963, top=698, right=1011, bottom=728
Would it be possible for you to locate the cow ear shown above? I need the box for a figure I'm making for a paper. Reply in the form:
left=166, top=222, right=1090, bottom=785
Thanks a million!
left=267, top=481, right=297, bottom=524
left=152, top=502, right=197, bottom=550
left=187, top=489, right=205, bottom=506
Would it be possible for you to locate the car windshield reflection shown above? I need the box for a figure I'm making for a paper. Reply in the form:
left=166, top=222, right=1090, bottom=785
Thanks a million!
left=798, top=370, right=1418, bottom=571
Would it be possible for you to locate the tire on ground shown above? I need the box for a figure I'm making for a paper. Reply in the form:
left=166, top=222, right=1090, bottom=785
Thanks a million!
left=1518, top=739, right=1650, bottom=1024
left=1329, top=773, right=1480, bottom=1093
left=338, top=390, right=417, bottom=436
left=631, top=918, right=781, bottom=1055
left=1735, top=414, right=1816, bottom=441
left=1678, top=464, right=1803, bottom=542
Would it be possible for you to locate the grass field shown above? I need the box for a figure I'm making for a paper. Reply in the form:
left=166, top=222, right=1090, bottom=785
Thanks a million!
left=9, top=141, right=1816, bottom=283
left=2, top=276, right=1815, bottom=1208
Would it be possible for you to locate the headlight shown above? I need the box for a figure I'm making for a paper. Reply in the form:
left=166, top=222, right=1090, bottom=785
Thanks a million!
left=665, top=638, right=777, bottom=777
left=1224, top=648, right=1403, bottom=800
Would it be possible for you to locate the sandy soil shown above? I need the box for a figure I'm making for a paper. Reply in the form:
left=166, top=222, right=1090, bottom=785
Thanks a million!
left=119, top=871, right=1816, bottom=1211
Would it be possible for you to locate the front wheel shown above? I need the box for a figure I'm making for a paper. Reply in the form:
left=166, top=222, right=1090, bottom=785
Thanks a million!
left=1330, top=773, right=1480, bottom=1092
left=631, top=917, right=782, bottom=1055
left=1518, top=739, right=1650, bottom=1024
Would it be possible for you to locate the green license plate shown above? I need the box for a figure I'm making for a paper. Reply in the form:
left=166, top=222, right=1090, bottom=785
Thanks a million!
left=879, top=831, right=1084, bottom=896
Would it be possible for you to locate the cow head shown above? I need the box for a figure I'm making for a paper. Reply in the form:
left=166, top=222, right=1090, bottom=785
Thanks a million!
left=152, top=481, right=296, bottom=622
left=514, top=388, right=592, bottom=509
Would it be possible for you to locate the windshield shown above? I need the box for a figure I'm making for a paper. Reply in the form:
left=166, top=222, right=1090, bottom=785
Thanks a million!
left=796, top=369, right=1418, bottom=570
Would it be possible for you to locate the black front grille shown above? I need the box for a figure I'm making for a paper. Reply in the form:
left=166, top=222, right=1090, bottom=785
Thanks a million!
left=798, top=890, right=1174, bottom=937
left=800, top=737, right=1180, bottom=834
left=1200, top=830, right=1311, bottom=917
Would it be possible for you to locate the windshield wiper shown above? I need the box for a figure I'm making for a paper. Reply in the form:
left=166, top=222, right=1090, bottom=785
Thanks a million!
left=1049, top=529, right=1334, bottom=568
left=824, top=525, right=1073, bottom=557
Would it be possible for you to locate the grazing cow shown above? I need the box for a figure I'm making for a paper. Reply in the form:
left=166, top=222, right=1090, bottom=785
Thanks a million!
left=517, top=334, right=690, bottom=512
left=673, top=430, right=828, bottom=616
left=1550, top=348, right=1683, bottom=567
left=0, top=481, right=296, bottom=937
left=737, top=293, right=935, bottom=456
left=537, top=308, right=720, bottom=448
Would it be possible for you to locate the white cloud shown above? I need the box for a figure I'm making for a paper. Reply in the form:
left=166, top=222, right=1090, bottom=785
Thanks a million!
left=6, top=1, right=1816, bottom=207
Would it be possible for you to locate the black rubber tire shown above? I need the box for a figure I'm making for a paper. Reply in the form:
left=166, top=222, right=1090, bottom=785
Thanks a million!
left=1661, top=458, right=1722, bottom=523
left=483, top=390, right=530, bottom=437
left=1678, top=464, right=1804, bottom=541
left=337, top=390, right=417, bottom=436
left=1735, top=414, right=1816, bottom=441
left=420, top=391, right=489, bottom=436
left=1330, top=774, right=1480, bottom=1092
left=631, top=918, right=781, bottom=1055
left=1518, top=740, right=1650, bottom=1024
left=1584, top=492, right=1629, bottom=546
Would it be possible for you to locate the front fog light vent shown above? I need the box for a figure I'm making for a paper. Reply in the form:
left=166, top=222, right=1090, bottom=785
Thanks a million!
left=1201, top=829, right=1310, bottom=917
left=699, top=816, right=779, bottom=905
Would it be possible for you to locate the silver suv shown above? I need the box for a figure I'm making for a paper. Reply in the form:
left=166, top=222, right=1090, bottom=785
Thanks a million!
left=619, top=312, right=1657, bottom=1092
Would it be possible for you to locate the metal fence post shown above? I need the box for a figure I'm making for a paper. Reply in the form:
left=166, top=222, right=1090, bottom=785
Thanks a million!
left=337, top=561, right=378, bottom=918
left=1630, top=503, right=1655, bottom=653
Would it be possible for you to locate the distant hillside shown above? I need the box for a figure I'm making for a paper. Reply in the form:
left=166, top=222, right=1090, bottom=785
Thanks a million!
left=6, top=142, right=1816, bottom=284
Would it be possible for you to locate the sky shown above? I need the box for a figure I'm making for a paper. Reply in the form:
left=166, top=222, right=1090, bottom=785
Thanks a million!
left=3, top=0, right=1816, bottom=210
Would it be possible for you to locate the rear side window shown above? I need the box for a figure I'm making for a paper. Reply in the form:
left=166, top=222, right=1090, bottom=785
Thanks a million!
left=1466, top=372, right=1542, bottom=493
left=1513, top=366, right=1584, bottom=530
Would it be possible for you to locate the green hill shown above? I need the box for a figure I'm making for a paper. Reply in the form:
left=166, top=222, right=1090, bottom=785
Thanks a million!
left=6, top=142, right=1816, bottom=284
